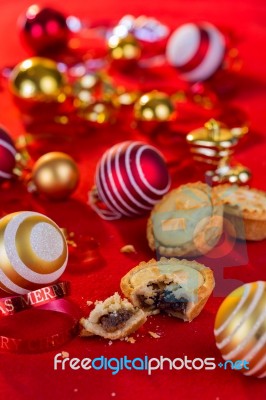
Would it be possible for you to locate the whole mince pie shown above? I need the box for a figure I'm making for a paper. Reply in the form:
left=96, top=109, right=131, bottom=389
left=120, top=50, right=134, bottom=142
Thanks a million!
left=147, top=182, right=223, bottom=257
left=120, top=258, right=215, bottom=322
left=213, top=184, right=266, bottom=241
left=80, top=292, right=147, bottom=340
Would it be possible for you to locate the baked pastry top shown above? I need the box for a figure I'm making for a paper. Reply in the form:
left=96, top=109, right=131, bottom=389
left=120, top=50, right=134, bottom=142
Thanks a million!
left=214, top=184, right=266, bottom=219
left=80, top=292, right=147, bottom=340
left=121, top=257, right=215, bottom=322
left=214, top=184, right=266, bottom=241
left=147, top=182, right=223, bottom=257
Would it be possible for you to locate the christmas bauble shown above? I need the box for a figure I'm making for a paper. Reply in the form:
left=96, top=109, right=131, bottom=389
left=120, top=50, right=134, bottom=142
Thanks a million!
left=134, top=90, right=175, bottom=121
left=0, top=127, right=17, bottom=181
left=32, top=152, right=79, bottom=200
left=9, top=57, right=66, bottom=102
left=0, top=211, right=68, bottom=294
left=166, top=22, right=225, bottom=82
left=19, top=5, right=69, bottom=55
left=91, top=141, right=170, bottom=219
left=77, top=101, right=118, bottom=125
left=108, top=33, right=141, bottom=61
left=214, top=281, right=266, bottom=378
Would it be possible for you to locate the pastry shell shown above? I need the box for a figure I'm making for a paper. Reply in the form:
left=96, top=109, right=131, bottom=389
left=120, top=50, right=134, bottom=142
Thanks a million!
left=120, top=257, right=215, bottom=322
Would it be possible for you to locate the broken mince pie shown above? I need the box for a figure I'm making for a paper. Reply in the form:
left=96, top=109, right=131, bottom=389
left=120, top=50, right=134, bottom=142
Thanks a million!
left=80, top=292, right=146, bottom=340
left=214, top=184, right=266, bottom=241
left=121, top=258, right=215, bottom=322
left=147, top=182, right=223, bottom=257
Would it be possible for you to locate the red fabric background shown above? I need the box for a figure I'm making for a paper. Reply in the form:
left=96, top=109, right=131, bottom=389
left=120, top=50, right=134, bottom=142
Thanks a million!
left=0, top=0, right=266, bottom=399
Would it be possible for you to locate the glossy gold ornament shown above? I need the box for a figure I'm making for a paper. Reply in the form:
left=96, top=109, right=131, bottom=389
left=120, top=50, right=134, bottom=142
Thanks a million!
left=206, top=158, right=251, bottom=184
left=72, top=72, right=101, bottom=108
left=214, top=281, right=266, bottom=378
left=186, top=119, right=248, bottom=163
left=77, top=101, right=118, bottom=125
left=187, top=119, right=251, bottom=184
left=32, top=152, right=79, bottom=200
left=9, top=57, right=66, bottom=102
left=134, top=90, right=176, bottom=121
left=108, top=33, right=141, bottom=60
left=0, top=211, right=68, bottom=294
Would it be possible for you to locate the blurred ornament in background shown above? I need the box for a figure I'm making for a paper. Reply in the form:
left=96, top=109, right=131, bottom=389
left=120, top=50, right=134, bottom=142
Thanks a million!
left=89, top=141, right=170, bottom=220
left=9, top=57, right=66, bottom=104
left=77, top=100, right=118, bottom=125
left=214, top=281, right=266, bottom=379
left=72, top=72, right=101, bottom=108
left=19, top=5, right=70, bottom=55
left=134, top=90, right=175, bottom=122
left=114, top=15, right=169, bottom=43
left=0, top=211, right=68, bottom=294
left=31, top=152, right=79, bottom=200
left=0, top=126, right=17, bottom=181
left=108, top=33, right=141, bottom=61
left=186, top=119, right=250, bottom=184
left=166, top=22, right=225, bottom=82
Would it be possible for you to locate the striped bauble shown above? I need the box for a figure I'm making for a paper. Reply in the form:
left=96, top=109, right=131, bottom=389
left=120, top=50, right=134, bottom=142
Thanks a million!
left=0, top=211, right=68, bottom=294
left=214, top=281, right=266, bottom=378
left=0, top=126, right=16, bottom=181
left=166, top=22, right=225, bottom=82
left=91, top=141, right=170, bottom=219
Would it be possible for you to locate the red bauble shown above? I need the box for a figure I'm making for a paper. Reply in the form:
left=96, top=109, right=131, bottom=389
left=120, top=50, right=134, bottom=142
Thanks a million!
left=0, top=127, right=17, bottom=181
left=19, top=5, right=69, bottom=55
left=91, top=141, right=170, bottom=219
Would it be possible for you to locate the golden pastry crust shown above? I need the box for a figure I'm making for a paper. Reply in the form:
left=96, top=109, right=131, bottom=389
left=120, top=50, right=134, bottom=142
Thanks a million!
left=147, top=182, right=223, bottom=257
left=80, top=292, right=147, bottom=340
left=214, top=184, right=266, bottom=241
left=120, top=258, right=215, bottom=322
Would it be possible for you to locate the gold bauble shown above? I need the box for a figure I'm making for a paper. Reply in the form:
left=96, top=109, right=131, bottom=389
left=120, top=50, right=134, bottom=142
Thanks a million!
left=32, top=152, right=79, bottom=200
left=134, top=90, right=176, bottom=121
left=9, top=57, right=66, bottom=102
left=0, top=211, right=68, bottom=294
left=72, top=73, right=101, bottom=108
left=77, top=101, right=117, bottom=125
left=214, top=281, right=266, bottom=378
left=108, top=34, right=141, bottom=60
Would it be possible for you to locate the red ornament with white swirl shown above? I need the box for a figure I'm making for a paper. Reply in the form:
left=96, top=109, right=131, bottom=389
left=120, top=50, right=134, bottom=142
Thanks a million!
left=0, top=212, right=68, bottom=295
left=166, top=22, right=225, bottom=82
left=90, top=141, right=170, bottom=219
left=0, top=126, right=17, bottom=181
left=214, top=281, right=266, bottom=378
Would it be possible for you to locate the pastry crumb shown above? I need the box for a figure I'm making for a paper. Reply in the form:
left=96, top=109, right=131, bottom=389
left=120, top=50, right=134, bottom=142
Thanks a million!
left=111, top=393, right=116, bottom=397
left=149, top=331, right=161, bottom=339
left=125, top=336, right=136, bottom=344
left=108, top=340, right=113, bottom=346
left=86, top=301, right=93, bottom=306
left=61, top=351, right=69, bottom=358
left=120, top=244, right=136, bottom=254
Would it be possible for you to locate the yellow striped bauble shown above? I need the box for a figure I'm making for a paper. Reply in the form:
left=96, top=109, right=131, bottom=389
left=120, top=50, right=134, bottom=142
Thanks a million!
left=214, top=281, right=266, bottom=378
left=0, top=211, right=68, bottom=295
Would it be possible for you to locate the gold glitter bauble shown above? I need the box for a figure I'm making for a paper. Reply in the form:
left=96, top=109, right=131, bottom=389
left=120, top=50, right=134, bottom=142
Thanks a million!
left=0, top=211, right=68, bottom=294
left=134, top=90, right=176, bottom=121
left=108, top=34, right=141, bottom=60
left=72, top=72, right=101, bottom=108
left=32, top=152, right=79, bottom=200
left=214, top=281, right=266, bottom=378
left=9, top=57, right=66, bottom=102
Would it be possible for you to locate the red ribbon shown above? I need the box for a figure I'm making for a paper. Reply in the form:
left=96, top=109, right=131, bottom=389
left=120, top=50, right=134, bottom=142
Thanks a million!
left=0, top=282, right=81, bottom=353
left=177, top=27, right=210, bottom=74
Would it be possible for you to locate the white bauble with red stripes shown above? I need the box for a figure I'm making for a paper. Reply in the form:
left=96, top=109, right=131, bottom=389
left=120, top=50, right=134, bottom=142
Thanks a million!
left=166, top=22, right=226, bottom=82
left=0, top=126, right=17, bottom=181
left=92, top=141, right=170, bottom=219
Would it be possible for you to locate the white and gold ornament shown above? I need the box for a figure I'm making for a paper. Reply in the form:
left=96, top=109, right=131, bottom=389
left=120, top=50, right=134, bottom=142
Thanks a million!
left=214, top=281, right=266, bottom=378
left=0, top=211, right=68, bottom=294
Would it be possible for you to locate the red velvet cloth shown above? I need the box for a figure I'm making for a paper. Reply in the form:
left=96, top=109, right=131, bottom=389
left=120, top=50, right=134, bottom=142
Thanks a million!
left=0, top=0, right=266, bottom=399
